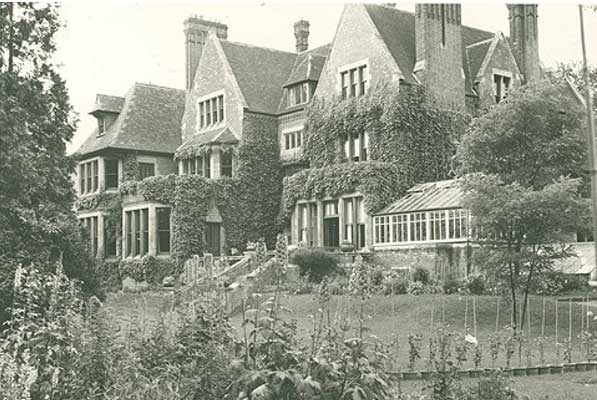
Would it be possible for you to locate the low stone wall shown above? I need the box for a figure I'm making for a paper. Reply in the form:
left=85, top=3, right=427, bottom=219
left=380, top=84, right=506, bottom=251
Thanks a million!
left=370, top=244, right=473, bottom=280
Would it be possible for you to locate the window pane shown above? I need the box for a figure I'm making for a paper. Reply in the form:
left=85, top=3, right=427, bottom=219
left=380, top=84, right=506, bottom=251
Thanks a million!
left=157, top=208, right=171, bottom=253
left=93, top=161, right=98, bottom=191
left=104, top=217, right=117, bottom=257
left=86, top=163, right=92, bottom=193
left=218, top=95, right=224, bottom=121
left=142, top=209, right=148, bottom=256
left=125, top=211, right=132, bottom=257
left=139, top=162, right=155, bottom=179
left=105, top=159, right=119, bottom=189
left=285, top=133, right=290, bottom=150
left=206, top=101, right=211, bottom=125
left=189, top=158, right=196, bottom=175
left=212, top=98, right=217, bottom=123
left=221, top=151, right=233, bottom=177
left=205, top=152, right=211, bottom=178
left=134, top=210, right=141, bottom=256
left=79, top=164, right=85, bottom=194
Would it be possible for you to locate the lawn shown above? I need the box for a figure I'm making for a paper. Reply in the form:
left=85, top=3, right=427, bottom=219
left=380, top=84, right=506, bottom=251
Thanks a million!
left=399, top=370, right=597, bottom=400
left=104, top=290, right=597, bottom=371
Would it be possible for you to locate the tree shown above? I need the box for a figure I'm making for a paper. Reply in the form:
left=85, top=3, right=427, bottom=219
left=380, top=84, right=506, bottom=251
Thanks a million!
left=462, top=175, right=588, bottom=332
left=456, top=80, right=590, bottom=333
left=0, top=3, right=100, bottom=326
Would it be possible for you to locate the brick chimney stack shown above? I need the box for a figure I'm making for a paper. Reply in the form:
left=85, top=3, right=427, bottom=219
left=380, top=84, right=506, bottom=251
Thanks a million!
left=184, top=16, right=228, bottom=91
left=507, top=4, right=540, bottom=83
left=414, top=4, right=465, bottom=110
left=294, top=19, right=310, bottom=53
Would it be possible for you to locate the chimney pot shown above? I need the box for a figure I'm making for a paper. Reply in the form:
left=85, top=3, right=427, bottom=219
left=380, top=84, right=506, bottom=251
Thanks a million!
left=294, top=19, right=310, bottom=53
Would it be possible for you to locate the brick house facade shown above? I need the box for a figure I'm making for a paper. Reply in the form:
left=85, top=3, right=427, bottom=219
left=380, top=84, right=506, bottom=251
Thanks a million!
left=73, top=3, right=545, bottom=267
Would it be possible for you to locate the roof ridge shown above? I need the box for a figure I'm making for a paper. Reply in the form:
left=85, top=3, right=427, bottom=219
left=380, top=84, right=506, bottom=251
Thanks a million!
left=134, top=81, right=184, bottom=92
left=220, top=39, right=297, bottom=56
left=466, top=37, right=494, bottom=48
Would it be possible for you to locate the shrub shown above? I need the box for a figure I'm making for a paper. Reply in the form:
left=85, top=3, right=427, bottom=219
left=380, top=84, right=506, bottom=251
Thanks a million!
left=119, top=256, right=178, bottom=286
left=290, top=248, right=340, bottom=283
left=411, top=266, right=430, bottom=285
left=443, top=276, right=463, bottom=295
left=329, top=274, right=349, bottom=295
left=407, top=281, right=426, bottom=296
left=383, top=272, right=409, bottom=295
left=466, top=275, right=486, bottom=295
left=97, top=260, right=122, bottom=292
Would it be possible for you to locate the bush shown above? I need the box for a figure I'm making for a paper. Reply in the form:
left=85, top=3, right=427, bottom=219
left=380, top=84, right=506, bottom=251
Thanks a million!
left=329, top=274, right=349, bottom=295
left=466, top=275, right=486, bottom=295
left=407, top=280, right=426, bottom=296
left=368, top=265, right=386, bottom=287
left=290, top=248, right=340, bottom=283
left=383, top=271, right=409, bottom=295
left=411, top=266, right=430, bottom=285
left=119, top=256, right=178, bottom=286
left=443, top=276, right=463, bottom=295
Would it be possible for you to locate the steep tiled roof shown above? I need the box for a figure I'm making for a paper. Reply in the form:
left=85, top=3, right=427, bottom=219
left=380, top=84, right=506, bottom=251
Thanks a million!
left=376, top=179, right=464, bottom=215
left=75, top=83, right=185, bottom=157
left=220, top=40, right=297, bottom=115
left=364, top=4, right=495, bottom=95
left=284, top=44, right=331, bottom=87
left=466, top=39, right=493, bottom=83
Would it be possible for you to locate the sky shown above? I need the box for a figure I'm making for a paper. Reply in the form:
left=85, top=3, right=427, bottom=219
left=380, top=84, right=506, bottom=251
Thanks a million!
left=54, top=1, right=597, bottom=154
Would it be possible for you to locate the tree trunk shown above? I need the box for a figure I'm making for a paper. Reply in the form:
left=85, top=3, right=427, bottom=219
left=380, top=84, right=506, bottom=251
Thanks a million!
left=520, top=264, right=534, bottom=332
left=8, top=2, right=14, bottom=73
left=509, top=261, right=518, bottom=334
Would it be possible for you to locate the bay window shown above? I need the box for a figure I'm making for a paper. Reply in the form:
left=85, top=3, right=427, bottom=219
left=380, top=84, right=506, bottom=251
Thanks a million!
left=79, top=159, right=99, bottom=195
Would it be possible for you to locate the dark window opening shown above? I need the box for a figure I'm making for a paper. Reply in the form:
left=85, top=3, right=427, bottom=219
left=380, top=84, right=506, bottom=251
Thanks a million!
left=105, top=159, right=119, bottom=189
left=157, top=207, right=171, bottom=254
left=139, top=162, right=155, bottom=180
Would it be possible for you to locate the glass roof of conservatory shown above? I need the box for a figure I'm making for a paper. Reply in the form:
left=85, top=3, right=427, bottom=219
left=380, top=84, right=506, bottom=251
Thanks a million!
left=376, top=179, right=464, bottom=215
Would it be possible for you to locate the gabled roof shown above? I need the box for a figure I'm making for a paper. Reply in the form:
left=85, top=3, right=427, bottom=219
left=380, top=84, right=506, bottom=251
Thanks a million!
left=284, top=44, right=331, bottom=87
left=89, top=94, right=125, bottom=115
left=220, top=40, right=297, bottom=115
left=376, top=179, right=464, bottom=215
left=75, top=83, right=185, bottom=157
left=363, top=4, right=495, bottom=96
left=466, top=39, right=493, bottom=83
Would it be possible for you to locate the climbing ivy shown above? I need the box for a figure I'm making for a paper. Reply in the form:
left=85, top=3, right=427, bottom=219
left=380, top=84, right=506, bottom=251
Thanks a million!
left=280, top=161, right=403, bottom=220
left=285, top=84, right=469, bottom=218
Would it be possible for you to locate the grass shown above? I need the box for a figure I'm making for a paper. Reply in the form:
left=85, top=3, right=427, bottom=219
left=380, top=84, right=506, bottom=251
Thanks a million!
left=399, top=370, right=597, bottom=400
left=105, top=290, right=597, bottom=371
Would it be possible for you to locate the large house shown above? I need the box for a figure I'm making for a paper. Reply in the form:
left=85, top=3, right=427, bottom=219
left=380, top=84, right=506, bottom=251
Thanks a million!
left=74, top=4, right=545, bottom=274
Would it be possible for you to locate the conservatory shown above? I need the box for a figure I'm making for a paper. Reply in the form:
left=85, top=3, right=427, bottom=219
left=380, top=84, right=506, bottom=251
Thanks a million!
left=372, top=179, right=471, bottom=249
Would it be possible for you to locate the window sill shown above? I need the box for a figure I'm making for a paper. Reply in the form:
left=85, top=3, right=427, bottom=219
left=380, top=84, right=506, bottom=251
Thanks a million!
left=197, top=121, right=225, bottom=132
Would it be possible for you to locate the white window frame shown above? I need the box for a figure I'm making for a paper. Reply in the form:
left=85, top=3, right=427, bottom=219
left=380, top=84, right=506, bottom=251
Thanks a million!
left=122, top=203, right=172, bottom=259
left=78, top=157, right=100, bottom=196
left=196, top=90, right=225, bottom=131
left=338, top=59, right=370, bottom=99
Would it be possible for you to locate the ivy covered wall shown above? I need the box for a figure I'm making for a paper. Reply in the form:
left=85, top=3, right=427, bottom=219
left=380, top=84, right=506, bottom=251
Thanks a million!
left=282, top=85, right=469, bottom=219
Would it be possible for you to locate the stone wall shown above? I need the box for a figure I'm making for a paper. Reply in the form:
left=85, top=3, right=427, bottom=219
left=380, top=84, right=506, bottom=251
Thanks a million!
left=370, top=243, right=473, bottom=280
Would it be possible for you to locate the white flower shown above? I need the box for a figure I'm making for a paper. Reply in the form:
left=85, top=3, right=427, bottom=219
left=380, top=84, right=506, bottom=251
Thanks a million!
left=588, top=311, right=594, bottom=317
left=465, top=334, right=478, bottom=345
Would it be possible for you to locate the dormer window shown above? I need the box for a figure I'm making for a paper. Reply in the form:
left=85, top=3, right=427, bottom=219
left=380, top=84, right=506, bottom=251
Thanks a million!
left=287, top=82, right=310, bottom=107
left=340, top=63, right=368, bottom=100
left=198, top=94, right=224, bottom=129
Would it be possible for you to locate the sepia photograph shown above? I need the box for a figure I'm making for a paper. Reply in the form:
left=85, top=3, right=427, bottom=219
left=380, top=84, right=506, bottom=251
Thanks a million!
left=1, top=1, right=597, bottom=399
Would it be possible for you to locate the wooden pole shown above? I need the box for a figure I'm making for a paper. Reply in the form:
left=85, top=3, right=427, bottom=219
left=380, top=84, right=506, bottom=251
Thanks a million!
left=579, top=5, right=597, bottom=286
left=527, top=296, right=531, bottom=338
left=464, top=296, right=469, bottom=331
left=496, top=297, right=501, bottom=332
left=473, top=296, right=477, bottom=338
left=569, top=299, right=572, bottom=341
left=541, top=297, right=546, bottom=337
left=556, top=300, right=559, bottom=344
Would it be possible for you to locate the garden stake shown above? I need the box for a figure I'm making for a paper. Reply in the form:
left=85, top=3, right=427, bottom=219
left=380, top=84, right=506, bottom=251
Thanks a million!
left=473, top=296, right=477, bottom=338
left=527, top=296, right=531, bottom=339
left=464, top=296, right=469, bottom=332
left=541, top=297, right=546, bottom=337
left=555, top=300, right=558, bottom=345
left=496, top=297, right=500, bottom=332
left=442, top=295, right=445, bottom=324
left=569, top=299, right=572, bottom=341
left=581, top=299, right=585, bottom=332
left=430, top=298, right=435, bottom=331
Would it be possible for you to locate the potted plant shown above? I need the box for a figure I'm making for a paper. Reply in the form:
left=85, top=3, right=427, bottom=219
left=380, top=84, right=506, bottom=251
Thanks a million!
left=340, top=240, right=354, bottom=252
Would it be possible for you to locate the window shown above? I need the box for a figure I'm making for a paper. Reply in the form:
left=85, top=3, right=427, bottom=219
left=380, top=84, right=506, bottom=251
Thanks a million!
left=198, top=94, right=225, bottom=128
left=221, top=150, right=233, bottom=177
left=80, top=216, right=99, bottom=257
left=309, top=203, right=318, bottom=247
left=440, top=4, right=446, bottom=46
left=204, top=151, right=211, bottom=178
left=494, top=74, right=511, bottom=103
left=157, top=207, right=171, bottom=254
left=343, top=131, right=368, bottom=162
left=299, top=204, right=309, bottom=243
left=409, top=212, right=427, bottom=242
left=283, top=130, right=303, bottom=150
left=391, top=214, right=408, bottom=242
left=189, top=158, right=196, bottom=175
left=340, top=64, right=368, bottom=99
left=429, top=211, right=447, bottom=241
left=374, top=215, right=391, bottom=244
left=104, top=159, right=119, bottom=189
left=287, top=82, right=310, bottom=107
left=97, top=118, right=106, bottom=135
left=139, top=162, right=155, bottom=180
left=79, top=160, right=99, bottom=194
left=324, top=201, right=338, bottom=217
left=344, top=198, right=354, bottom=242
left=448, top=209, right=468, bottom=239
left=125, top=208, right=149, bottom=257
left=104, top=218, right=117, bottom=257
